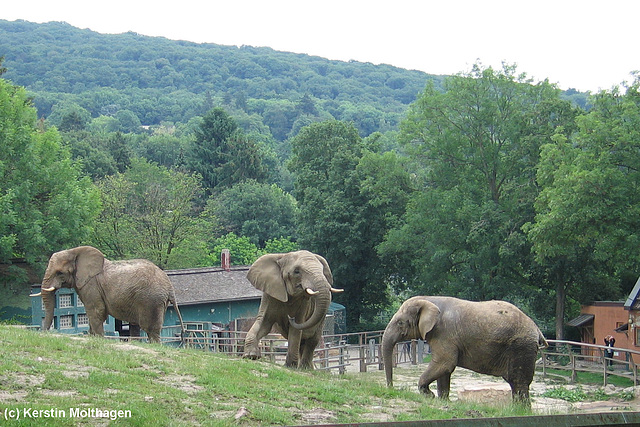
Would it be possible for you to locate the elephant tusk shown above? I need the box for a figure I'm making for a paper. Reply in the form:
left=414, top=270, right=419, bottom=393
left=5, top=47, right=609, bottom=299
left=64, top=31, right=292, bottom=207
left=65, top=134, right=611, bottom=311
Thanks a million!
left=30, top=292, right=42, bottom=297
left=330, top=287, right=344, bottom=293
left=306, top=288, right=319, bottom=295
left=41, top=286, right=56, bottom=292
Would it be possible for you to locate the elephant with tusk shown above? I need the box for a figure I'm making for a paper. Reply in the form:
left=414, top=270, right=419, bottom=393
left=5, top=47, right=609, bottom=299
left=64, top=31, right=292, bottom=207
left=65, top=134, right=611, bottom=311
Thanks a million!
left=382, top=296, right=547, bottom=406
left=243, top=250, right=343, bottom=369
left=37, top=246, right=184, bottom=343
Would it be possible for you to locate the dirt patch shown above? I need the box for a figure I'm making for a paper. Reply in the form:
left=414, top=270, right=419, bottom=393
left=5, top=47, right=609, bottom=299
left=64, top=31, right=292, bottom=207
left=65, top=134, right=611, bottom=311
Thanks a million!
left=359, top=363, right=640, bottom=414
left=157, top=374, right=205, bottom=394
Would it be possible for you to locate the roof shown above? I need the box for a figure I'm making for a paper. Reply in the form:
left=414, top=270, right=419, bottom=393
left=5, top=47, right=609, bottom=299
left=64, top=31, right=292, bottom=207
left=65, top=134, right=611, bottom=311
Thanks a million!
left=166, top=265, right=262, bottom=306
left=624, top=275, right=640, bottom=310
left=566, top=313, right=595, bottom=327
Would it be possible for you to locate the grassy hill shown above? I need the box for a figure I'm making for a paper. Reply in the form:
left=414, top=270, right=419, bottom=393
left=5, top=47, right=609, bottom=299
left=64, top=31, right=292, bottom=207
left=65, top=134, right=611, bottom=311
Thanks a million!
left=0, top=325, right=531, bottom=426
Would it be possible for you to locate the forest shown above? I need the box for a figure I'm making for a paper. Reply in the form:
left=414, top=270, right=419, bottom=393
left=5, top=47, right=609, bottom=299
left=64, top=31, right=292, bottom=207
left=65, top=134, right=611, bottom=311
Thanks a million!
left=1, top=19, right=637, bottom=339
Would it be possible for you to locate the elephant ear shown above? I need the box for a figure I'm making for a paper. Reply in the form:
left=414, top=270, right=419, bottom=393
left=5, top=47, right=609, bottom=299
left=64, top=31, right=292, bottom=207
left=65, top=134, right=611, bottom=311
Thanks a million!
left=247, top=253, right=288, bottom=302
left=314, top=254, right=334, bottom=285
left=70, top=246, right=105, bottom=291
left=416, top=299, right=440, bottom=340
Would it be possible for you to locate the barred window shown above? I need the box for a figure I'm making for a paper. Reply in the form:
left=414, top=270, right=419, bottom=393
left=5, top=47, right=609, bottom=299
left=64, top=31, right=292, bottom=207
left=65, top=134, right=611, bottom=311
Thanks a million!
left=59, top=294, right=73, bottom=308
left=77, top=297, right=84, bottom=307
left=59, top=315, right=73, bottom=329
left=77, top=313, right=89, bottom=327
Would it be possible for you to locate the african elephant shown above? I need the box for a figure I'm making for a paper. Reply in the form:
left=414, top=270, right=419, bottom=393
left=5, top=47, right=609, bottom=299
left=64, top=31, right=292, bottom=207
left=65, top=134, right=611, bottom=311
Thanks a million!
left=34, top=246, right=184, bottom=343
left=243, top=250, right=342, bottom=369
left=382, top=296, right=547, bottom=405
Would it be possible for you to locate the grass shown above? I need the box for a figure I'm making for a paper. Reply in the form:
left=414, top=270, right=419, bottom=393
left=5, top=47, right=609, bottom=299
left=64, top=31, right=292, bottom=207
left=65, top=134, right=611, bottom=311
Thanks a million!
left=0, top=325, right=534, bottom=426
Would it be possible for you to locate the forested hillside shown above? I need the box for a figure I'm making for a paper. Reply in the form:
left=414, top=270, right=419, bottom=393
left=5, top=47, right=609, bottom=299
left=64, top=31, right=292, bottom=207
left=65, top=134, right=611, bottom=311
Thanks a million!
left=2, top=19, right=635, bottom=338
left=0, top=19, right=439, bottom=140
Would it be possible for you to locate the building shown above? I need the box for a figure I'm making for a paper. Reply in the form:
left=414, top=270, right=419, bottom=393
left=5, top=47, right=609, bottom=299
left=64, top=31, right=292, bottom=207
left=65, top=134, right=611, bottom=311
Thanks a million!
left=567, top=276, right=640, bottom=364
left=30, top=286, right=117, bottom=335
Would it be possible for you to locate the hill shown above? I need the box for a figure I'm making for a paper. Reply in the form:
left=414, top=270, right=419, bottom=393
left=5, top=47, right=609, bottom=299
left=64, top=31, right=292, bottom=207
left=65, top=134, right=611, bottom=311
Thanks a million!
left=0, top=19, right=442, bottom=140
left=0, top=325, right=535, bottom=425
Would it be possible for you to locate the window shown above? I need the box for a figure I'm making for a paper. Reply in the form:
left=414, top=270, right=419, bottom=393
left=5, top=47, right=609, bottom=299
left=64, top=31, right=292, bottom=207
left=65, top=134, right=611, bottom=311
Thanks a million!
left=59, top=315, right=73, bottom=329
left=77, top=297, right=84, bottom=307
left=77, top=313, right=89, bottom=327
left=59, top=294, right=73, bottom=308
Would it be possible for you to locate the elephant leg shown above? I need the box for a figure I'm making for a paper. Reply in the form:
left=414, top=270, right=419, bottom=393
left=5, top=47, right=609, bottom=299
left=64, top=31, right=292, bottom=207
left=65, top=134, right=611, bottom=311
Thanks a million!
left=140, top=307, right=164, bottom=343
left=436, top=372, right=452, bottom=399
left=88, top=316, right=105, bottom=336
left=243, top=316, right=274, bottom=359
left=87, top=307, right=107, bottom=336
left=418, top=362, right=455, bottom=399
left=285, top=328, right=302, bottom=368
left=299, top=332, right=321, bottom=370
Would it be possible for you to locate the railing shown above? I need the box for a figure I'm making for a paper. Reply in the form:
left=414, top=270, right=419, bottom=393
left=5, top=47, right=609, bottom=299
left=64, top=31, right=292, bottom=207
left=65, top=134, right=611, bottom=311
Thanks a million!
left=541, top=339, right=640, bottom=386
left=177, top=329, right=429, bottom=374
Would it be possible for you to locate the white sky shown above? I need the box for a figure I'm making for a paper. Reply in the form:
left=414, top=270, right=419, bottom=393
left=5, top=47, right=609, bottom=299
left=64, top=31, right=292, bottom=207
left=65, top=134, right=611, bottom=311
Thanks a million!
left=3, top=1, right=639, bottom=93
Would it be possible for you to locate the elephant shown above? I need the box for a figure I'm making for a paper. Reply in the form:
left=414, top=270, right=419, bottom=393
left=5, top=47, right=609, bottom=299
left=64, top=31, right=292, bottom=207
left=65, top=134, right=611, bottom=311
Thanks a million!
left=33, top=246, right=184, bottom=343
left=242, top=250, right=343, bottom=369
left=382, top=296, right=547, bottom=405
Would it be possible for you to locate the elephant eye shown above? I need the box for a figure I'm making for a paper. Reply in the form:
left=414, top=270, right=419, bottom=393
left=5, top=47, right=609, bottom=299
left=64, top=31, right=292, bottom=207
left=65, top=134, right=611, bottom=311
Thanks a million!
left=293, top=268, right=301, bottom=275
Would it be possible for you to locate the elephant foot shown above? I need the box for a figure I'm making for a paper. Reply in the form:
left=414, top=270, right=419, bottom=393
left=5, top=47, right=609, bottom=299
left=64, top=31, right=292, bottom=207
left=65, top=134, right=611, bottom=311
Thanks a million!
left=242, top=349, right=261, bottom=360
left=418, top=384, right=435, bottom=398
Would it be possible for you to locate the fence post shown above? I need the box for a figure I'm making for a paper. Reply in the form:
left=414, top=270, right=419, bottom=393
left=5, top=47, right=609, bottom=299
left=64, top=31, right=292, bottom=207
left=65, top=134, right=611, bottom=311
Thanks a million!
left=570, top=352, right=577, bottom=383
left=359, top=333, right=366, bottom=372
left=603, top=349, right=608, bottom=386
left=411, top=340, right=417, bottom=365
left=417, top=340, right=424, bottom=364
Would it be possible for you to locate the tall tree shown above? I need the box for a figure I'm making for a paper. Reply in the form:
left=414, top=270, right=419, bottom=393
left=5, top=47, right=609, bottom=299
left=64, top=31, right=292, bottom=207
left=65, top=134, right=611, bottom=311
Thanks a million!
left=526, top=74, right=640, bottom=338
left=380, top=63, right=576, bottom=317
left=188, top=107, right=267, bottom=194
left=93, top=158, right=203, bottom=268
left=206, top=180, right=297, bottom=247
left=0, top=77, right=100, bottom=266
left=289, top=121, right=411, bottom=328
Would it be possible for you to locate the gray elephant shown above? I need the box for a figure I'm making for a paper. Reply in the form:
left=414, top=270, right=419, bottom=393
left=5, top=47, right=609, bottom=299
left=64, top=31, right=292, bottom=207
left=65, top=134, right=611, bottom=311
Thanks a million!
left=34, top=246, right=184, bottom=343
left=382, top=296, right=547, bottom=405
left=243, top=250, right=342, bottom=369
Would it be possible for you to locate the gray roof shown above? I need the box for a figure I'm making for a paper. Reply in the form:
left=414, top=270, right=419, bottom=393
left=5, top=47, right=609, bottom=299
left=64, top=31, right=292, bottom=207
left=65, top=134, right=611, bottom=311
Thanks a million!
left=566, top=313, right=594, bottom=327
left=166, top=266, right=262, bottom=306
left=625, top=275, right=640, bottom=310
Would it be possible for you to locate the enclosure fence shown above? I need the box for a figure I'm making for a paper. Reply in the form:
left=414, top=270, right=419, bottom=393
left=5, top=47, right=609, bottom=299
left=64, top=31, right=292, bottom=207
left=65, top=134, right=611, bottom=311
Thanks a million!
left=105, top=327, right=640, bottom=385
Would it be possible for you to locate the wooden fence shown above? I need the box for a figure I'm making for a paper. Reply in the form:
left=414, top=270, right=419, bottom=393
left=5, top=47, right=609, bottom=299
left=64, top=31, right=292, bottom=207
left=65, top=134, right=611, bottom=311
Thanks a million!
left=109, top=327, right=640, bottom=386
left=541, top=339, right=640, bottom=386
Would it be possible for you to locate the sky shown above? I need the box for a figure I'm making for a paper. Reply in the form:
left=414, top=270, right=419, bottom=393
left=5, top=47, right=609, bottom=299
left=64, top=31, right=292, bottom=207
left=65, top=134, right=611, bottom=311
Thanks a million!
left=3, top=0, right=639, bottom=93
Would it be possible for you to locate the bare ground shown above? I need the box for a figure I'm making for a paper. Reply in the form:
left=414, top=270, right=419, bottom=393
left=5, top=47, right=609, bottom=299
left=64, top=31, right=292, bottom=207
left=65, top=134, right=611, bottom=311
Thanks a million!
left=348, top=361, right=640, bottom=415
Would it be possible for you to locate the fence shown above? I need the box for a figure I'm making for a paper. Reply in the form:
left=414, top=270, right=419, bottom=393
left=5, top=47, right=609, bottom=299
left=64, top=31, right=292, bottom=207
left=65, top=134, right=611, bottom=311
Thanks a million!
left=541, top=339, right=640, bottom=386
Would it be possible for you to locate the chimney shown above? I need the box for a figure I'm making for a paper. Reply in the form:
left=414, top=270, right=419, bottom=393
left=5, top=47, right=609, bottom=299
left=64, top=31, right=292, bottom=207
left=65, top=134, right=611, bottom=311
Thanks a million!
left=221, top=249, right=230, bottom=272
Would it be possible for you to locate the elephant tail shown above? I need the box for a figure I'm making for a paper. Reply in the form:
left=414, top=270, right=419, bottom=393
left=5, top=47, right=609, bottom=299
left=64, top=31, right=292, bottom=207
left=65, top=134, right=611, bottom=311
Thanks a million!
left=537, top=330, right=548, bottom=349
left=170, top=294, right=186, bottom=344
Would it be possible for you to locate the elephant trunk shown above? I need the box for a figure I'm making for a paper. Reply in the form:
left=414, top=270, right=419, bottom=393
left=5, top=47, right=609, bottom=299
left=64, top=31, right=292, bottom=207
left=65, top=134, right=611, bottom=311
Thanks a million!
left=41, top=289, right=56, bottom=330
left=289, top=285, right=331, bottom=331
left=382, top=327, right=398, bottom=387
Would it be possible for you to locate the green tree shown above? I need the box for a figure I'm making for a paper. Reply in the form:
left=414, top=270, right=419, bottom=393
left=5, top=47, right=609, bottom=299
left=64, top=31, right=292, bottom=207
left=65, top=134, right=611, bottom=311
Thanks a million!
left=525, top=74, right=640, bottom=338
left=289, top=120, right=409, bottom=329
left=188, top=107, right=267, bottom=194
left=210, top=233, right=261, bottom=265
left=93, top=158, right=203, bottom=267
left=206, top=180, right=297, bottom=247
left=380, top=63, right=576, bottom=313
left=0, top=77, right=100, bottom=265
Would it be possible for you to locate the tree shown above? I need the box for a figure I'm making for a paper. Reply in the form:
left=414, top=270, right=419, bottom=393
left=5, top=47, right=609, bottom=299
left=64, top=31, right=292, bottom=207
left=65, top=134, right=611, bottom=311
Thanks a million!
left=525, top=74, right=640, bottom=338
left=188, top=107, right=267, bottom=194
left=93, top=158, right=203, bottom=267
left=380, top=63, right=576, bottom=322
left=289, top=120, right=410, bottom=329
left=0, top=77, right=100, bottom=266
left=206, top=180, right=297, bottom=247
